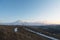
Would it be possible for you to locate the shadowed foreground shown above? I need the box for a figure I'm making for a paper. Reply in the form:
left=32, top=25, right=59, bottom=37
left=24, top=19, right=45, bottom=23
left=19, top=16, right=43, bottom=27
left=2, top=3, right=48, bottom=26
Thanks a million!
left=0, top=25, right=49, bottom=40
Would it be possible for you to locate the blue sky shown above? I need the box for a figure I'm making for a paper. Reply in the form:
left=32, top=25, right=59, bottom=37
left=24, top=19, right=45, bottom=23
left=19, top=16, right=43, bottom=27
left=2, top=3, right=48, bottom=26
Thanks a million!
left=0, top=0, right=60, bottom=24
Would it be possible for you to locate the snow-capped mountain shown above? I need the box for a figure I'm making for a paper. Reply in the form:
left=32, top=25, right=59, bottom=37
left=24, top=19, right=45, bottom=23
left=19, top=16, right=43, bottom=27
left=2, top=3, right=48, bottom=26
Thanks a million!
left=0, top=20, right=45, bottom=26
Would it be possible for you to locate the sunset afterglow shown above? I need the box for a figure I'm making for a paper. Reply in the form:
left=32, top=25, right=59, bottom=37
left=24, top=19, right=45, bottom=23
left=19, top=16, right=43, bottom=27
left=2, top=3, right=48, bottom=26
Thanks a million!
left=0, top=0, right=60, bottom=24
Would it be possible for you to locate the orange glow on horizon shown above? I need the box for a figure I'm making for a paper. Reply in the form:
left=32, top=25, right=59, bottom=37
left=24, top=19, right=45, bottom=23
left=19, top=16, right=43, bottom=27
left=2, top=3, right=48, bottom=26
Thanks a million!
left=43, top=20, right=60, bottom=24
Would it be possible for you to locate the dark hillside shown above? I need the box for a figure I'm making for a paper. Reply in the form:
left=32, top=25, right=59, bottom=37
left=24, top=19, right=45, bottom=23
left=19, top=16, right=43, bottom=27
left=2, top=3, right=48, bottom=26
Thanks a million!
left=0, top=25, right=48, bottom=40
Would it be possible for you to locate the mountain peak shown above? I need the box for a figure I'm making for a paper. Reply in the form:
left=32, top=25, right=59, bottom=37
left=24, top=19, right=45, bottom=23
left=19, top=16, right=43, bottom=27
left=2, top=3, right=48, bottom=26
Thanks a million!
left=0, top=20, right=46, bottom=26
left=15, top=20, right=23, bottom=22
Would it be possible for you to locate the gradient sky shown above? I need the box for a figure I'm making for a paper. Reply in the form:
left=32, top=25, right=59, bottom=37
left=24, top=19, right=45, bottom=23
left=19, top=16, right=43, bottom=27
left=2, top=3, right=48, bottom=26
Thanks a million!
left=0, top=0, right=60, bottom=24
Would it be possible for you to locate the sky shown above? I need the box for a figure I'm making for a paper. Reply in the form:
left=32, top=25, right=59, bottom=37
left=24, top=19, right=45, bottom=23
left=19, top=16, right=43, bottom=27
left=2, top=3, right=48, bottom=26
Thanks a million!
left=0, top=0, right=60, bottom=24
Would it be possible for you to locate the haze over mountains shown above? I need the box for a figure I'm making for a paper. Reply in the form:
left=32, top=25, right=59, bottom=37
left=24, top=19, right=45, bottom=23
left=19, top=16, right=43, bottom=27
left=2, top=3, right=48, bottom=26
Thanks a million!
left=0, top=20, right=46, bottom=26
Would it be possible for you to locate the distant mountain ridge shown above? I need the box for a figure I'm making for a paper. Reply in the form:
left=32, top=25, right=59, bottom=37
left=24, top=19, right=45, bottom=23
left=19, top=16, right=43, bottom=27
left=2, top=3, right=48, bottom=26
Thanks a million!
left=0, top=20, right=45, bottom=26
